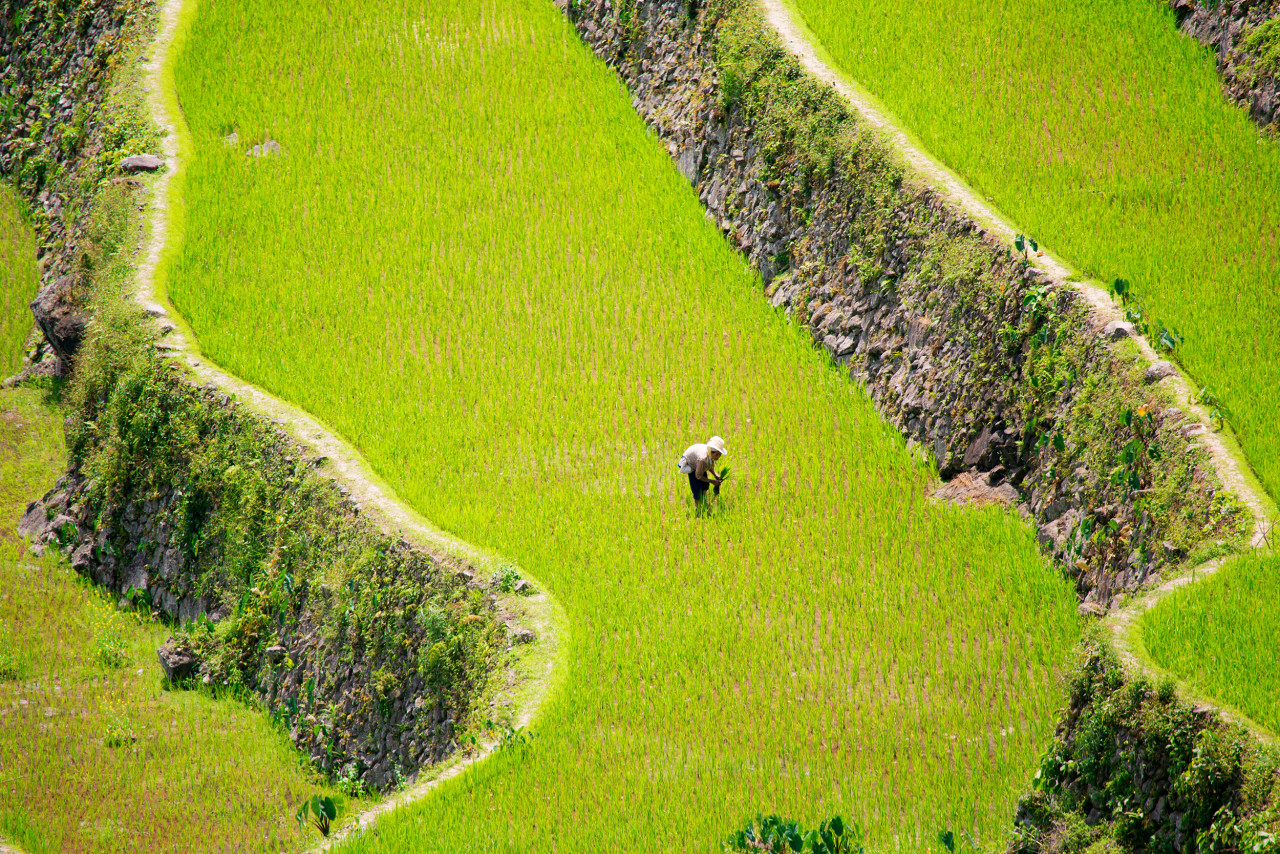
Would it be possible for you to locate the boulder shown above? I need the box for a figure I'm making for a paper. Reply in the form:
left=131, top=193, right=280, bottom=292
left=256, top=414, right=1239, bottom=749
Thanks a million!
left=158, top=639, right=200, bottom=682
left=962, top=425, right=995, bottom=468
left=1077, top=602, right=1107, bottom=617
left=16, top=500, right=45, bottom=539
left=1103, top=320, right=1134, bottom=341
left=1144, top=360, right=1178, bottom=384
left=30, top=276, right=89, bottom=361
left=120, top=153, right=164, bottom=172
left=265, top=645, right=287, bottom=664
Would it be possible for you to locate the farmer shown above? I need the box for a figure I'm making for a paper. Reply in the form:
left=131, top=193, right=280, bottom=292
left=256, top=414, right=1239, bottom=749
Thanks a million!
left=678, top=435, right=728, bottom=505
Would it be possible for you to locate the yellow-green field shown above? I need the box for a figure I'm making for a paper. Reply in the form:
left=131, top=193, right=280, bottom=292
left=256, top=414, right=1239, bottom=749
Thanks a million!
left=166, top=0, right=1080, bottom=848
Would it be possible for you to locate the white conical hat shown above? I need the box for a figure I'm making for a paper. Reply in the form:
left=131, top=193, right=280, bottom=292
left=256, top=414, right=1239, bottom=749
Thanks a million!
left=708, top=436, right=727, bottom=455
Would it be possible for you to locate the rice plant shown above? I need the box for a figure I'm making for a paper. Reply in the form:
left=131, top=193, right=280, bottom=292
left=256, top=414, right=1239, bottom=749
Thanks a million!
left=1141, top=553, right=1280, bottom=735
left=788, top=0, right=1280, bottom=501
left=0, top=186, right=37, bottom=377
left=167, top=0, right=1080, bottom=849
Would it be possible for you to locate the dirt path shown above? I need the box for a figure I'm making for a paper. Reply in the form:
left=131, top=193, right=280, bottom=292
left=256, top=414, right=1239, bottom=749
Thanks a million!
left=132, top=0, right=564, bottom=843
left=759, top=0, right=1276, bottom=730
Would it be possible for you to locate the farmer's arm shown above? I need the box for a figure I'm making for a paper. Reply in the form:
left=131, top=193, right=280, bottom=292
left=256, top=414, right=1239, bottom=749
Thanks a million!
left=695, top=458, right=722, bottom=484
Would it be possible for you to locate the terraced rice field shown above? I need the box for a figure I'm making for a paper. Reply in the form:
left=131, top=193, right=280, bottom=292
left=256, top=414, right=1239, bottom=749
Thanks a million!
left=0, top=388, right=343, bottom=853
left=0, top=187, right=36, bottom=377
left=165, top=0, right=1080, bottom=848
left=786, top=0, right=1280, bottom=501
left=1141, top=553, right=1280, bottom=736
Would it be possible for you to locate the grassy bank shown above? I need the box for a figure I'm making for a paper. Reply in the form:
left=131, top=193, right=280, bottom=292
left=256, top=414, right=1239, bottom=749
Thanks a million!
left=167, top=0, right=1080, bottom=847
left=787, top=0, right=1280, bottom=503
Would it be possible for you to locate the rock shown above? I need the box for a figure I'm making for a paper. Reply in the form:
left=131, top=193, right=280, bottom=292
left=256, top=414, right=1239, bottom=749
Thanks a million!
left=1103, top=320, right=1134, bottom=341
left=1144, top=360, right=1178, bottom=384
left=223, top=131, right=239, bottom=146
left=30, top=276, right=89, bottom=361
left=962, top=425, right=995, bottom=468
left=71, top=543, right=93, bottom=573
left=907, top=317, right=934, bottom=348
left=513, top=579, right=532, bottom=594
left=455, top=569, right=474, bottom=585
left=510, top=627, right=535, bottom=645
left=265, top=645, right=287, bottom=664
left=16, top=500, right=45, bottom=539
left=157, top=639, right=200, bottom=682
left=1077, top=602, right=1107, bottom=617
left=247, top=139, right=283, bottom=158
left=120, top=153, right=164, bottom=172
left=677, top=146, right=702, bottom=183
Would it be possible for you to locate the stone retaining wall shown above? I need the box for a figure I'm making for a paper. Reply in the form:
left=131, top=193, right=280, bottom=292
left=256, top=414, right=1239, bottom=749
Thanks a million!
left=1170, top=0, right=1280, bottom=133
left=560, top=0, right=1247, bottom=610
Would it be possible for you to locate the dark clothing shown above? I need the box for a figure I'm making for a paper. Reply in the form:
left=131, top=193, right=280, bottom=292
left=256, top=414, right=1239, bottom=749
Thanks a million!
left=689, top=473, right=711, bottom=503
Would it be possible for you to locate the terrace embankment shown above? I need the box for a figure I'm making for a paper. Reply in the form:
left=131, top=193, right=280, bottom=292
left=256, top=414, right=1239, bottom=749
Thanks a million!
left=560, top=0, right=1248, bottom=612
left=16, top=327, right=513, bottom=791
left=2, top=0, right=548, bottom=796
left=1171, top=0, right=1280, bottom=133
left=0, top=0, right=155, bottom=381
left=1008, top=633, right=1280, bottom=854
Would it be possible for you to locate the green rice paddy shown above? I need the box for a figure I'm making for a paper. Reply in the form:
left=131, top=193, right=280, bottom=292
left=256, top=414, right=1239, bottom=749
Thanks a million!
left=164, top=0, right=1081, bottom=848
left=1141, top=553, right=1280, bottom=736
left=0, top=187, right=36, bottom=378
left=787, top=0, right=1280, bottom=501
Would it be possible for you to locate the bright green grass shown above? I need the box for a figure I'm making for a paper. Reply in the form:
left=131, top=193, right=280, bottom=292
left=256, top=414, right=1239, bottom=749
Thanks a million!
left=788, top=0, right=1280, bottom=501
left=0, top=186, right=37, bottom=377
left=0, top=387, right=344, bottom=853
left=169, top=0, right=1080, bottom=848
left=1142, top=552, right=1280, bottom=735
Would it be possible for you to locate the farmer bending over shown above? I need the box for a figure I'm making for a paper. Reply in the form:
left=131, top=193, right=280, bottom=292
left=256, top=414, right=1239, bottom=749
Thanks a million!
left=679, top=435, right=728, bottom=506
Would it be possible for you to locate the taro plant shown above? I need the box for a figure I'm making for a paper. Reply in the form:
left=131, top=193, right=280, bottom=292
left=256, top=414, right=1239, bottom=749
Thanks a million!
left=1110, top=405, right=1162, bottom=495
left=296, top=794, right=343, bottom=838
left=726, top=814, right=863, bottom=853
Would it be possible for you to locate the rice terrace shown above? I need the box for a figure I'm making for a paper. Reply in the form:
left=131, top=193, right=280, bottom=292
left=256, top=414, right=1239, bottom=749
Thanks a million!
left=1, top=0, right=1278, bottom=851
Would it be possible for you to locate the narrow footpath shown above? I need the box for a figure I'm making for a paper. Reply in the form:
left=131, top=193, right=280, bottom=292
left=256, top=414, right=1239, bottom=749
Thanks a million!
left=758, top=0, right=1276, bottom=733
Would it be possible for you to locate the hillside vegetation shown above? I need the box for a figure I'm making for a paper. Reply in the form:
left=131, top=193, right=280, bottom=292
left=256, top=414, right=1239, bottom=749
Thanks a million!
left=167, top=0, right=1079, bottom=847
left=788, top=0, right=1280, bottom=501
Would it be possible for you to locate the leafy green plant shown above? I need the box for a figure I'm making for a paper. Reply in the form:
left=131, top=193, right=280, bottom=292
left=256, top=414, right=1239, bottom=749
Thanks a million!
left=296, top=794, right=343, bottom=838
left=1109, top=405, right=1162, bottom=495
left=1196, top=385, right=1234, bottom=431
left=726, top=814, right=863, bottom=853
left=494, top=565, right=522, bottom=593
